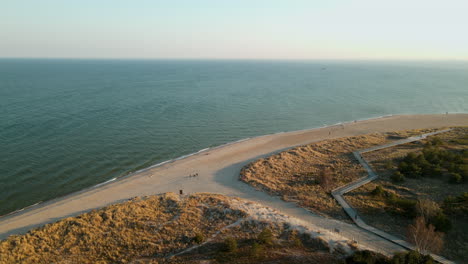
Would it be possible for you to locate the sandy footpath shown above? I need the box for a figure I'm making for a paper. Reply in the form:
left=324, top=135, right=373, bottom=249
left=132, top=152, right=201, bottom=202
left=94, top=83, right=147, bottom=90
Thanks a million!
left=1, top=114, right=467, bottom=255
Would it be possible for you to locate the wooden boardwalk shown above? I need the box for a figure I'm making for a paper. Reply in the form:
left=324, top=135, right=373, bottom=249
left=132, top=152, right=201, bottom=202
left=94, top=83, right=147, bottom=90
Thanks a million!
left=331, top=129, right=455, bottom=264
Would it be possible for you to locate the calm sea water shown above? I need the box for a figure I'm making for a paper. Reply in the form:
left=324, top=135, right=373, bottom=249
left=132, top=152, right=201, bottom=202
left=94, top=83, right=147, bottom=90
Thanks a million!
left=0, top=59, right=467, bottom=215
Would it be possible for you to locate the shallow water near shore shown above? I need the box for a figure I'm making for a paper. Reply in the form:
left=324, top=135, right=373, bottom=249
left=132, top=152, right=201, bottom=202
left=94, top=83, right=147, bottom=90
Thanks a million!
left=0, top=59, right=467, bottom=215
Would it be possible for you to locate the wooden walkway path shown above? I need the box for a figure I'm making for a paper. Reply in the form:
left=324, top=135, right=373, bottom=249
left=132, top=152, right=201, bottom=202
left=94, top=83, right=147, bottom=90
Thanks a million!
left=331, top=129, right=456, bottom=264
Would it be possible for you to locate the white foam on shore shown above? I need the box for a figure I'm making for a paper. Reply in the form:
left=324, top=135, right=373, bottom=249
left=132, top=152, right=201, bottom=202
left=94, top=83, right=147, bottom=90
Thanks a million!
left=93, top=177, right=117, bottom=188
left=2, top=202, right=43, bottom=217
left=3, top=112, right=456, bottom=218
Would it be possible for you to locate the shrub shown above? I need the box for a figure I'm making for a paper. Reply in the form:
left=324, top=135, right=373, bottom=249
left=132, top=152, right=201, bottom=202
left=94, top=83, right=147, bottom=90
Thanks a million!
left=371, top=185, right=385, bottom=196
left=222, top=237, right=238, bottom=253
left=346, top=250, right=390, bottom=264
left=193, top=232, right=205, bottom=244
left=288, top=231, right=303, bottom=247
left=391, top=171, right=405, bottom=183
left=407, top=163, right=422, bottom=178
left=426, top=165, right=442, bottom=178
left=449, top=173, right=462, bottom=184
left=429, top=137, right=443, bottom=146
left=443, top=193, right=468, bottom=216
left=250, top=242, right=264, bottom=258
left=392, top=250, right=434, bottom=264
left=388, top=196, right=417, bottom=217
left=257, top=228, right=274, bottom=245
left=457, top=164, right=467, bottom=178
left=384, top=160, right=394, bottom=170
left=429, top=212, right=452, bottom=233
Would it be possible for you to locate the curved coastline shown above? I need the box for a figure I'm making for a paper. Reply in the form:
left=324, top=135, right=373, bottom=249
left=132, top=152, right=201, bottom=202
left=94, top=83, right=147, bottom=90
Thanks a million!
left=0, top=113, right=467, bottom=244
left=0, top=112, right=460, bottom=219
left=1, top=114, right=397, bottom=219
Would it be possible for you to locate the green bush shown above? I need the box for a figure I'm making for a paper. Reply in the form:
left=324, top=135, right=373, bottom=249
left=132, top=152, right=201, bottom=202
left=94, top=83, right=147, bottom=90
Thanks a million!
left=429, top=212, right=452, bottom=232
left=258, top=228, right=274, bottom=245
left=384, top=160, right=394, bottom=169
left=193, top=232, right=205, bottom=244
left=399, top=145, right=466, bottom=182
left=391, top=171, right=405, bottom=183
left=391, top=250, right=434, bottom=264
left=371, top=185, right=385, bottom=196
left=449, top=173, right=462, bottom=183
left=346, top=250, right=435, bottom=264
left=443, top=192, right=468, bottom=216
left=250, top=242, right=264, bottom=258
left=426, top=165, right=442, bottom=178
left=346, top=250, right=390, bottom=264
left=223, top=237, right=238, bottom=253
left=429, top=137, right=443, bottom=146
left=388, top=196, right=417, bottom=217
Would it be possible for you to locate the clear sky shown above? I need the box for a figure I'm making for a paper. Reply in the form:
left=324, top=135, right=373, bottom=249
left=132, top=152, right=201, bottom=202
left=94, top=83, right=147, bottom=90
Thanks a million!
left=1, top=0, right=468, bottom=60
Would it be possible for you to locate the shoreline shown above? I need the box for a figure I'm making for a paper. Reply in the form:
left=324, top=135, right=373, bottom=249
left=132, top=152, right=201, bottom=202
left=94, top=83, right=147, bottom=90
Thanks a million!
left=0, top=113, right=396, bottom=219
left=0, top=113, right=467, bottom=254
left=1, top=113, right=401, bottom=219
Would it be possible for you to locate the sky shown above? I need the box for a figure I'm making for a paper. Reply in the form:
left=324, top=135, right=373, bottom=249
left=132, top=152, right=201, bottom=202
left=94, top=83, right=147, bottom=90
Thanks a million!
left=1, top=0, right=468, bottom=60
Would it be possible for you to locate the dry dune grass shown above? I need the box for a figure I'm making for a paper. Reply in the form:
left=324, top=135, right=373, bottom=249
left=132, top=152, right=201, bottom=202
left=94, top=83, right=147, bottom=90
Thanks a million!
left=0, top=193, right=347, bottom=264
left=240, top=128, right=438, bottom=219
left=0, top=193, right=246, bottom=264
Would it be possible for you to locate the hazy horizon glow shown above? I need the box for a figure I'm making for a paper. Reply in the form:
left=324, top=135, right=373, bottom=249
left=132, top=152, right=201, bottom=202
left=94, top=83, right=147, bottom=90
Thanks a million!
left=2, top=0, right=468, bottom=60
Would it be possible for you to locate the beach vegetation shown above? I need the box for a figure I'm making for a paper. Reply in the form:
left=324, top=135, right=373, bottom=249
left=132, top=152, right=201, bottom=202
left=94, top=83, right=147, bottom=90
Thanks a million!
left=406, top=217, right=444, bottom=254
left=391, top=171, right=405, bottom=183
left=371, top=185, right=385, bottom=196
left=346, top=250, right=434, bottom=264
left=396, top=144, right=466, bottom=183
left=442, top=192, right=468, bottom=216
left=257, top=227, right=274, bottom=245
left=193, top=232, right=205, bottom=244
left=222, top=237, right=238, bottom=253
left=249, top=242, right=264, bottom=258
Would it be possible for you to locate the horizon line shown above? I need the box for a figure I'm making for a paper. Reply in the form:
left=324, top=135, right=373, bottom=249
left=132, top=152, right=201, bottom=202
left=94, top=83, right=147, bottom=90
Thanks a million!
left=1, top=57, right=468, bottom=62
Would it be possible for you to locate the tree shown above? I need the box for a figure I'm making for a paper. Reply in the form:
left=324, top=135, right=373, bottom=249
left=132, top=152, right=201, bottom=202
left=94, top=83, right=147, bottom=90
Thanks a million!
left=415, top=199, right=440, bottom=221
left=258, top=228, right=274, bottom=245
left=406, top=217, right=444, bottom=254
left=223, top=237, right=238, bottom=253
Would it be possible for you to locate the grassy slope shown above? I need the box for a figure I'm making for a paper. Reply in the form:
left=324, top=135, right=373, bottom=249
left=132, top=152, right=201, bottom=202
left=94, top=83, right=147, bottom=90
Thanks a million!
left=240, top=128, right=437, bottom=219
left=0, top=193, right=343, bottom=264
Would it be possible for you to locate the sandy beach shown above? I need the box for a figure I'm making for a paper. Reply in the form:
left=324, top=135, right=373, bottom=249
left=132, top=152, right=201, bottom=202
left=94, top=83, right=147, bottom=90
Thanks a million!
left=1, top=113, right=467, bottom=255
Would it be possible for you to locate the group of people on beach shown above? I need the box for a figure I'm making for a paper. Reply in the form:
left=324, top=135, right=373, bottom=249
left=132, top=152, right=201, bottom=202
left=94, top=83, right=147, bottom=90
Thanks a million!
left=188, top=173, right=198, bottom=178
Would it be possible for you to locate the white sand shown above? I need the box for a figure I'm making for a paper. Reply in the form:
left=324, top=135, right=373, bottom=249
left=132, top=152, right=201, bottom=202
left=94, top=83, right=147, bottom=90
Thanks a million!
left=1, top=114, right=467, bottom=255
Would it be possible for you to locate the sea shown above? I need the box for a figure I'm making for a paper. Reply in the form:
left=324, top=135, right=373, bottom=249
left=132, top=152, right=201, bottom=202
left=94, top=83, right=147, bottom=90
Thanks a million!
left=0, top=59, right=467, bottom=215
